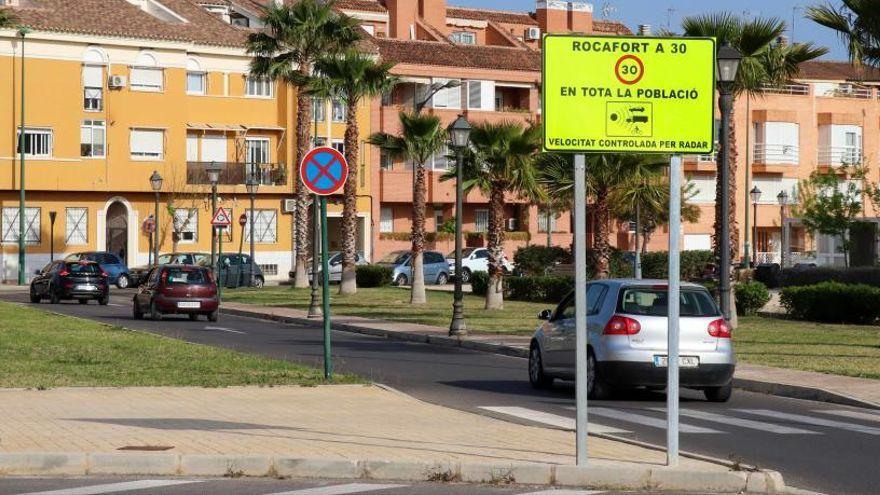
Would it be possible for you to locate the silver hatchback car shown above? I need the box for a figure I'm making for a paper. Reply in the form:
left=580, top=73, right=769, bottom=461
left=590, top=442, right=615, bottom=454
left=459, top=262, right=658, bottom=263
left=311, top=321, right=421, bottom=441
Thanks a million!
left=528, top=279, right=735, bottom=402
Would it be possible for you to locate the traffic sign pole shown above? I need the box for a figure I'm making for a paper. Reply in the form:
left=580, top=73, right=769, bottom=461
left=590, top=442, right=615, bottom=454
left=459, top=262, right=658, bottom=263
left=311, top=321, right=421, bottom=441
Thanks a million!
left=217, top=226, right=223, bottom=299
left=320, top=197, right=332, bottom=380
left=574, top=153, right=588, bottom=466
left=667, top=154, right=683, bottom=466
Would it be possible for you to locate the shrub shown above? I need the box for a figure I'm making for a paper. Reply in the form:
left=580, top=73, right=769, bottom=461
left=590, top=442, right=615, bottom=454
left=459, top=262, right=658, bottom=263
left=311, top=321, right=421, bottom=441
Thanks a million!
left=640, top=250, right=714, bottom=281
left=470, top=271, right=489, bottom=296
left=734, top=281, right=771, bottom=316
left=513, top=245, right=572, bottom=276
left=779, top=266, right=880, bottom=288
left=355, top=265, right=393, bottom=288
left=506, top=275, right=575, bottom=303
left=780, top=282, right=880, bottom=323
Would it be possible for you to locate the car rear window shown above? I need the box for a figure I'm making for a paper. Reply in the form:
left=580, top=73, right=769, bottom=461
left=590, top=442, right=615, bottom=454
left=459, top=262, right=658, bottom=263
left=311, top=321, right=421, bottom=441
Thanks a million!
left=164, top=267, right=209, bottom=285
left=617, top=288, right=720, bottom=317
left=65, top=262, right=101, bottom=275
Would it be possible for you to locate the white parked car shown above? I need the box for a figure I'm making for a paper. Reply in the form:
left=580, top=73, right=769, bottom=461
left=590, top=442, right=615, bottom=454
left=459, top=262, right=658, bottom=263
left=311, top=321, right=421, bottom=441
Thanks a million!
left=445, top=247, right=515, bottom=283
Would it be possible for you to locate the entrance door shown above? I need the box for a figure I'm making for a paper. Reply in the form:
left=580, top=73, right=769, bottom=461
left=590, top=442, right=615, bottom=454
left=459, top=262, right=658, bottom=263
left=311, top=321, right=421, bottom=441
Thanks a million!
left=106, top=202, right=128, bottom=262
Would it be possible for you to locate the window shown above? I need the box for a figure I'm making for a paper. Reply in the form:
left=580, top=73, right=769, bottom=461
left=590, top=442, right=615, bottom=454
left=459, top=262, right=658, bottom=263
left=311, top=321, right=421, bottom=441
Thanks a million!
left=688, top=175, right=716, bottom=204
left=450, top=31, right=476, bottom=44
left=332, top=99, right=346, bottom=122
left=431, top=79, right=462, bottom=109
left=245, top=76, right=272, bottom=97
left=362, top=24, right=375, bottom=36
left=200, top=134, right=227, bottom=162
left=538, top=211, right=558, bottom=233
left=186, top=57, right=205, bottom=94
left=474, top=209, right=489, bottom=233
left=246, top=137, right=270, bottom=181
left=17, top=128, right=53, bottom=157
left=82, top=65, right=103, bottom=111
left=173, top=208, right=198, bottom=243
left=380, top=207, right=393, bottom=233
left=380, top=150, right=393, bottom=170
left=245, top=209, right=277, bottom=243
left=80, top=120, right=106, bottom=158
left=618, top=288, right=720, bottom=318
left=332, top=140, right=345, bottom=154
left=430, top=144, right=448, bottom=170
left=2, top=207, right=40, bottom=244
left=65, top=207, right=88, bottom=245
left=434, top=210, right=444, bottom=232
left=130, top=53, right=163, bottom=91
left=556, top=284, right=606, bottom=320
left=186, top=133, right=199, bottom=161
left=312, top=98, right=325, bottom=122
left=313, top=137, right=327, bottom=148
left=130, top=129, right=164, bottom=160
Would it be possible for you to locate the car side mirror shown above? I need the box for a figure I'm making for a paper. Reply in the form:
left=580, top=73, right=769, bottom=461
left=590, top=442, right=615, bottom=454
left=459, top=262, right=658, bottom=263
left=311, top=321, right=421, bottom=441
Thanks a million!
left=34, top=269, right=41, bottom=275
left=538, top=309, right=553, bottom=321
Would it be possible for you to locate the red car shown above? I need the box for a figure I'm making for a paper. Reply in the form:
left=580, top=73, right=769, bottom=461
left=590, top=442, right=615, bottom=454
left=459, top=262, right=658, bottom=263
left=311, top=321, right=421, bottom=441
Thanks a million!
left=132, top=265, right=219, bottom=321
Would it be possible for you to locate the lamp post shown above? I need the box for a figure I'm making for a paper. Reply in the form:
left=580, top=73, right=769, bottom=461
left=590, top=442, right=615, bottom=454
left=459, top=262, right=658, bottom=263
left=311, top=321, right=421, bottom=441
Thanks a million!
left=150, top=171, right=163, bottom=266
left=48, top=211, right=57, bottom=262
left=750, top=186, right=762, bottom=267
left=716, top=42, right=742, bottom=321
left=206, top=161, right=221, bottom=279
left=778, top=190, right=789, bottom=268
left=448, top=115, right=471, bottom=337
left=17, top=27, right=30, bottom=285
left=246, top=177, right=259, bottom=287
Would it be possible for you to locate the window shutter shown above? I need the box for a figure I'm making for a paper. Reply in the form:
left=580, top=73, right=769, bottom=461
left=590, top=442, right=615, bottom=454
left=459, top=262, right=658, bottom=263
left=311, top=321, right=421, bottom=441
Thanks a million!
left=131, top=129, right=164, bottom=156
left=131, top=68, right=163, bottom=89
left=201, top=135, right=227, bottom=162
left=82, top=65, right=103, bottom=87
left=481, top=81, right=495, bottom=111
left=468, top=81, right=482, bottom=110
left=380, top=207, right=393, bottom=232
left=65, top=207, right=88, bottom=245
left=186, top=135, right=199, bottom=161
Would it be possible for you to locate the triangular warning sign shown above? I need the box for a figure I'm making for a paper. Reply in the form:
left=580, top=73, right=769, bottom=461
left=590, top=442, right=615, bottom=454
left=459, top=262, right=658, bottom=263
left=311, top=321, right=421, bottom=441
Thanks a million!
left=211, top=207, right=232, bottom=226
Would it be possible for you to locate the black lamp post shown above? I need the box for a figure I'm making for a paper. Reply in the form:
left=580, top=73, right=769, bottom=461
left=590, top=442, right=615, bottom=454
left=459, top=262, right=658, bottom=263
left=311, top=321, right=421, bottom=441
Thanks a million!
left=149, top=171, right=163, bottom=266
left=777, top=190, right=789, bottom=268
left=206, top=161, right=221, bottom=279
left=716, top=42, right=742, bottom=321
left=448, top=114, right=471, bottom=337
left=246, top=177, right=259, bottom=287
left=750, top=186, right=762, bottom=267
left=17, top=27, right=30, bottom=285
left=48, top=211, right=57, bottom=262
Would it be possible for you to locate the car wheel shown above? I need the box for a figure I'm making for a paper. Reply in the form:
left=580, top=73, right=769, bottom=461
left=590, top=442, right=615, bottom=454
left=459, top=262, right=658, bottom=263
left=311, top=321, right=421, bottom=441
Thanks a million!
left=116, top=274, right=130, bottom=289
left=207, top=310, right=219, bottom=322
left=395, top=274, right=408, bottom=286
left=149, top=300, right=162, bottom=321
left=189, top=314, right=200, bottom=321
left=78, top=299, right=88, bottom=305
left=253, top=276, right=264, bottom=289
left=704, top=382, right=733, bottom=403
left=98, top=294, right=110, bottom=306
left=132, top=302, right=143, bottom=320
left=436, top=272, right=449, bottom=285
left=29, top=287, right=41, bottom=304
left=461, top=268, right=472, bottom=284
left=49, top=287, right=60, bottom=305
left=587, top=351, right=611, bottom=400
left=528, top=344, right=554, bottom=389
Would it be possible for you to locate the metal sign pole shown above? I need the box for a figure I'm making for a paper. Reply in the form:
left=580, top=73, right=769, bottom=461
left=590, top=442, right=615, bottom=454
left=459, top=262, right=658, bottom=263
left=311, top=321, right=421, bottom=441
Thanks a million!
left=217, top=227, right=223, bottom=300
left=667, top=154, right=682, bottom=466
left=320, top=196, right=332, bottom=380
left=574, top=153, right=589, bottom=466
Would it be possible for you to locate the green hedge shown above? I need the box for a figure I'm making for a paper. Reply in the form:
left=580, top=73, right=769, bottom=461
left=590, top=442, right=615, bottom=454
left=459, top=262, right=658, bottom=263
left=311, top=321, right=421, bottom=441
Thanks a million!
left=513, top=245, right=572, bottom=276
left=471, top=271, right=489, bottom=296
left=735, top=281, right=770, bottom=316
left=355, top=265, right=393, bottom=288
left=506, top=275, right=575, bottom=303
left=780, top=282, right=880, bottom=323
left=779, top=267, right=880, bottom=288
left=640, top=250, right=714, bottom=281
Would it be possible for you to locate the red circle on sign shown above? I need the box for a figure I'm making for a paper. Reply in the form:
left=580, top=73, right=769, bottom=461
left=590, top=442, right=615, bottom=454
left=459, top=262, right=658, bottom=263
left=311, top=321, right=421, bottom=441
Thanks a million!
left=239, top=213, right=248, bottom=226
left=142, top=218, right=155, bottom=234
left=615, top=54, right=645, bottom=85
left=299, top=147, right=349, bottom=196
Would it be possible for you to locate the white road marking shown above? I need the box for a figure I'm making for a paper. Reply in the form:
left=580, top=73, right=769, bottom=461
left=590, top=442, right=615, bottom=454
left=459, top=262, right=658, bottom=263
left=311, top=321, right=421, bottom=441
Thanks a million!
left=518, top=490, right=605, bottom=495
left=817, top=409, right=880, bottom=424
left=107, top=303, right=124, bottom=307
left=479, top=406, right=630, bottom=434
left=648, top=407, right=820, bottom=435
left=588, top=407, right=722, bottom=434
left=266, top=483, right=406, bottom=495
left=737, top=409, right=880, bottom=435
left=18, top=480, right=202, bottom=495
left=204, top=326, right=246, bottom=334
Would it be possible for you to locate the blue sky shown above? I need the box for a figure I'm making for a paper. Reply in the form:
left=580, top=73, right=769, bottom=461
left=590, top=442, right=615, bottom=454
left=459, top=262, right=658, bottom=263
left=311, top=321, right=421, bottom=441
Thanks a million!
left=449, top=0, right=849, bottom=60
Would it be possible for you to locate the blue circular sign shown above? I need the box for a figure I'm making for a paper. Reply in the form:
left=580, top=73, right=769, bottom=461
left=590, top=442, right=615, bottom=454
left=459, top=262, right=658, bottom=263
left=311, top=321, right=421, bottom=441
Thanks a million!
left=299, top=147, right=349, bottom=196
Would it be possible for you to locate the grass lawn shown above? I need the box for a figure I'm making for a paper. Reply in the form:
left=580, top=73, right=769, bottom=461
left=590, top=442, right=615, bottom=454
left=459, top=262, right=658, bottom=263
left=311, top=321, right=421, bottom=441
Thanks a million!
left=735, top=316, right=880, bottom=379
left=0, top=300, right=361, bottom=388
left=224, top=286, right=550, bottom=335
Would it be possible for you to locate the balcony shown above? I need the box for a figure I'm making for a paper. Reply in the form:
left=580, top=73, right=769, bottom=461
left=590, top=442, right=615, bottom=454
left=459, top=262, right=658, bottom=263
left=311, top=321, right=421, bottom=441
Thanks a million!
left=187, top=162, right=287, bottom=186
left=760, top=83, right=809, bottom=96
left=753, top=143, right=799, bottom=165
left=818, top=146, right=862, bottom=167
left=815, top=83, right=873, bottom=99
left=683, top=151, right=717, bottom=172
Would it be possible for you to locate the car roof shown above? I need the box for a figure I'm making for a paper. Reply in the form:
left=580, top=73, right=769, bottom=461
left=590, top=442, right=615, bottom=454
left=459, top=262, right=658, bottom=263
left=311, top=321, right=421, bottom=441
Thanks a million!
left=599, top=278, right=708, bottom=289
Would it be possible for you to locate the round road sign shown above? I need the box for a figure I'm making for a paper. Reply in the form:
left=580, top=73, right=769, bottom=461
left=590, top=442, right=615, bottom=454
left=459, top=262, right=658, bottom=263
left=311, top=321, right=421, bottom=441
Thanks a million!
left=142, top=217, right=156, bottom=234
left=615, top=54, right=644, bottom=85
left=299, top=147, right=348, bottom=196
left=239, top=213, right=248, bottom=227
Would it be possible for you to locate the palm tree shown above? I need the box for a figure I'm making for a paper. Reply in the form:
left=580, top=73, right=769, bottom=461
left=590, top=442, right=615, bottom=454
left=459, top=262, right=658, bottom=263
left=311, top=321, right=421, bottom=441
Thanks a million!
left=448, top=122, right=543, bottom=309
left=682, top=14, right=826, bottom=265
left=310, top=50, right=396, bottom=295
left=368, top=113, right=446, bottom=304
left=247, top=0, right=361, bottom=289
left=807, top=1, right=880, bottom=67
left=612, top=174, right=702, bottom=252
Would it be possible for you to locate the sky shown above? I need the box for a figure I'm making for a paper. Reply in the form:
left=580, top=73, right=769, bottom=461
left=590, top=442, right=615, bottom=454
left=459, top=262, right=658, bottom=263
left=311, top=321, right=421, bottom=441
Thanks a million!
left=449, top=0, right=849, bottom=60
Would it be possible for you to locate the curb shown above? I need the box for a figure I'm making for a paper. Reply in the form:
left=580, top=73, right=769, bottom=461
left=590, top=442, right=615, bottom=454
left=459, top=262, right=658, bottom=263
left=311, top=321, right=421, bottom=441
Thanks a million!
left=0, top=452, right=787, bottom=493
left=221, top=306, right=877, bottom=409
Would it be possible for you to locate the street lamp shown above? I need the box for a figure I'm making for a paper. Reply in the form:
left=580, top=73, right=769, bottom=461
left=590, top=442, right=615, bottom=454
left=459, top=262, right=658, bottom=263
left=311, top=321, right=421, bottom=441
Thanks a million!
left=716, top=41, right=742, bottom=321
left=750, top=186, right=762, bottom=267
left=246, top=177, right=259, bottom=287
left=150, top=171, right=163, bottom=266
left=206, top=161, right=221, bottom=279
left=777, top=190, right=789, bottom=268
left=448, top=114, right=471, bottom=337
left=17, top=26, right=30, bottom=285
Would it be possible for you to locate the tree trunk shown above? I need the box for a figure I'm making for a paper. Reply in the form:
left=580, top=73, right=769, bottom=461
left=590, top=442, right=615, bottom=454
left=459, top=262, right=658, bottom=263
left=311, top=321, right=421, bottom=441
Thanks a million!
left=545, top=207, right=552, bottom=248
left=339, top=100, right=359, bottom=295
left=292, top=67, right=313, bottom=289
left=594, top=188, right=611, bottom=279
left=411, top=162, right=427, bottom=304
left=714, top=104, right=740, bottom=265
left=486, top=182, right=506, bottom=310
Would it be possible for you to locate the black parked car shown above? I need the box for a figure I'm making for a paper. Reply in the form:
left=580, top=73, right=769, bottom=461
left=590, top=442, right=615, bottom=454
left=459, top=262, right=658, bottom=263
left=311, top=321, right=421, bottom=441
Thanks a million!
left=129, top=252, right=209, bottom=286
left=30, top=260, right=110, bottom=305
left=199, top=254, right=264, bottom=288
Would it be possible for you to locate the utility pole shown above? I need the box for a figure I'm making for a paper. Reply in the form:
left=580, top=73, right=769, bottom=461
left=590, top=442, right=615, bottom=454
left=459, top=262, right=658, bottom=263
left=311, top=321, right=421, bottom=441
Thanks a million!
left=17, top=27, right=29, bottom=285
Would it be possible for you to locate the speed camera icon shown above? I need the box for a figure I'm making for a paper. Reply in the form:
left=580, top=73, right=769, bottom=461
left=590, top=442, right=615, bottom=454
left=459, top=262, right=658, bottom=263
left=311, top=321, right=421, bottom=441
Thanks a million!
left=606, top=101, right=653, bottom=137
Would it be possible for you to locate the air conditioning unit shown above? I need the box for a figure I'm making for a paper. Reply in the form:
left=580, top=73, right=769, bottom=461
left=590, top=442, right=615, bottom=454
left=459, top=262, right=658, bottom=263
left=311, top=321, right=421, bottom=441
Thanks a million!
left=506, top=218, right=518, bottom=231
left=282, top=198, right=297, bottom=213
left=108, top=75, right=127, bottom=88
left=525, top=27, right=541, bottom=40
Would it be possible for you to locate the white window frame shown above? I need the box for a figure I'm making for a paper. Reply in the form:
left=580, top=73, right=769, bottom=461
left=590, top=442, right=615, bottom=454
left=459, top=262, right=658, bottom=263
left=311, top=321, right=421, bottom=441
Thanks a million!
left=245, top=209, right=278, bottom=243
left=332, top=98, right=346, bottom=122
left=80, top=120, right=106, bottom=158
left=17, top=128, right=53, bottom=158
left=65, top=207, right=88, bottom=246
left=431, top=78, right=462, bottom=110
left=186, top=71, right=206, bottom=95
left=430, top=143, right=448, bottom=171
left=450, top=31, right=476, bottom=44
left=82, top=64, right=104, bottom=111
left=331, top=140, right=345, bottom=155
left=174, top=208, right=199, bottom=244
left=474, top=209, right=489, bottom=233
left=380, top=206, right=393, bottom=233
left=130, top=128, right=164, bottom=161
left=130, top=67, right=164, bottom=92
left=380, top=149, right=393, bottom=171
left=200, top=134, right=227, bottom=162
left=538, top=211, right=558, bottom=233
left=2, top=207, right=40, bottom=245
left=245, top=76, right=273, bottom=97
left=312, top=98, right=325, bottom=122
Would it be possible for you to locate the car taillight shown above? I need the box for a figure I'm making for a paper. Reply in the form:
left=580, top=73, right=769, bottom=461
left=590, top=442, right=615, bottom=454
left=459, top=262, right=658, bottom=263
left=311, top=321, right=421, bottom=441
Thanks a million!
left=708, top=318, right=732, bottom=338
left=604, top=315, right=641, bottom=335
left=58, top=269, right=70, bottom=276
left=101, top=270, right=109, bottom=278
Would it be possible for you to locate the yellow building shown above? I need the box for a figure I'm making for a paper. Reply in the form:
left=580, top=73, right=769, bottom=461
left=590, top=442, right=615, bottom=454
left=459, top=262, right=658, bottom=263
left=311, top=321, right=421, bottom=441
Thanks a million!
left=0, top=0, right=374, bottom=283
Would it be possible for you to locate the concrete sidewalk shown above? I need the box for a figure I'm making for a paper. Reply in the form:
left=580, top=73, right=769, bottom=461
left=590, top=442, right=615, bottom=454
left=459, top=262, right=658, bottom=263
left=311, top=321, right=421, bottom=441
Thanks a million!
left=222, top=301, right=880, bottom=410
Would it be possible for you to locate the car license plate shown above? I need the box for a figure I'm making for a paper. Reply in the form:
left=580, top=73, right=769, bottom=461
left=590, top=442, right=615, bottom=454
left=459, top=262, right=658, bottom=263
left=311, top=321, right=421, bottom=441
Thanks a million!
left=177, top=301, right=200, bottom=309
left=75, top=285, right=96, bottom=291
left=653, top=355, right=699, bottom=368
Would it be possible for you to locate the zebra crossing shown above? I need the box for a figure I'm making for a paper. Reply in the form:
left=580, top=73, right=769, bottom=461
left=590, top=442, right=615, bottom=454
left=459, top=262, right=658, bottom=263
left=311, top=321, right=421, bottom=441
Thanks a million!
left=481, top=405, right=880, bottom=437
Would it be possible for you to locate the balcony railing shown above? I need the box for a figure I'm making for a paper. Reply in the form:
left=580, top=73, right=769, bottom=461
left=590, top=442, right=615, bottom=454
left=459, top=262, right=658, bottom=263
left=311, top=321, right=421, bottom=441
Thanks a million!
left=760, top=83, right=809, bottom=95
left=816, top=83, right=873, bottom=99
left=187, top=162, right=287, bottom=186
left=818, top=146, right=862, bottom=166
left=687, top=151, right=717, bottom=162
left=753, top=143, right=799, bottom=164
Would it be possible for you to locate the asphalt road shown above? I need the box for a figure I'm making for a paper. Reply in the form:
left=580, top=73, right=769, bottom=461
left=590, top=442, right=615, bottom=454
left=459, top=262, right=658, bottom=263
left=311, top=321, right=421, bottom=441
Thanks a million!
left=6, top=291, right=880, bottom=495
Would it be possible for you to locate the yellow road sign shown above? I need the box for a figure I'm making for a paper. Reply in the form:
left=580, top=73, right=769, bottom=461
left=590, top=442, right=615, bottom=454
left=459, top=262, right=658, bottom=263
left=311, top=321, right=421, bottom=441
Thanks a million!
left=543, top=35, right=716, bottom=153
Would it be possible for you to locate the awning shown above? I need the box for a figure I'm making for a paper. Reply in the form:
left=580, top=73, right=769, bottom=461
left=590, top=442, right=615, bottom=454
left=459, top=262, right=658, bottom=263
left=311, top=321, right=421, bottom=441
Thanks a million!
left=186, top=123, right=248, bottom=131
left=245, top=124, right=286, bottom=131
left=398, top=76, right=431, bottom=85
left=495, top=82, right=533, bottom=89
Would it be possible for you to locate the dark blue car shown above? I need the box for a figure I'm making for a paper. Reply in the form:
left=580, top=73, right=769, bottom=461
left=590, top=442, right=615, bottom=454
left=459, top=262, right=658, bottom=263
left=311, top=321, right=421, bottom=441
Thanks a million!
left=65, top=251, right=131, bottom=288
